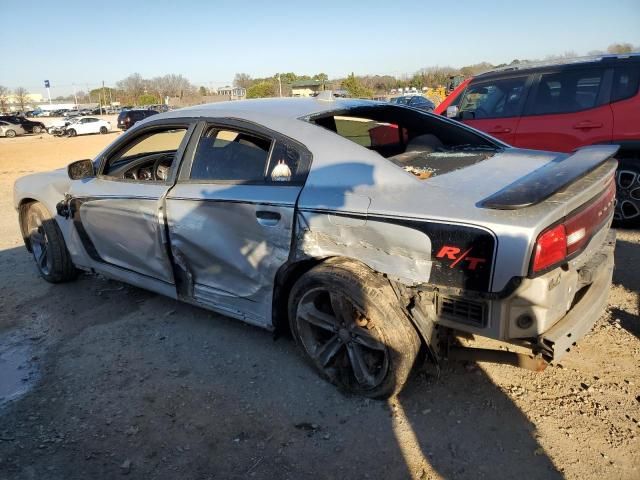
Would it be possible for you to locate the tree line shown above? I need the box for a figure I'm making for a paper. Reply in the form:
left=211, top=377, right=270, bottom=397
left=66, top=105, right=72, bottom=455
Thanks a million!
left=1, top=42, right=636, bottom=110
left=234, top=42, right=639, bottom=99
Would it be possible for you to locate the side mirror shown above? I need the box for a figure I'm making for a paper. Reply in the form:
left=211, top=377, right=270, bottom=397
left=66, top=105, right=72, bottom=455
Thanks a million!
left=446, top=105, right=459, bottom=118
left=67, top=159, right=95, bottom=180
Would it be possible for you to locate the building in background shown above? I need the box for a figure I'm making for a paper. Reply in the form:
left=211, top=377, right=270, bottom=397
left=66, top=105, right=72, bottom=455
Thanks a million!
left=215, top=86, right=246, bottom=100
left=290, top=79, right=324, bottom=97
left=3, top=93, right=44, bottom=112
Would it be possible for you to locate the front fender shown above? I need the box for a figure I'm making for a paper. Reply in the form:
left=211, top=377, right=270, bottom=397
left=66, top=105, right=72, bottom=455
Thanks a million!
left=13, top=168, right=71, bottom=213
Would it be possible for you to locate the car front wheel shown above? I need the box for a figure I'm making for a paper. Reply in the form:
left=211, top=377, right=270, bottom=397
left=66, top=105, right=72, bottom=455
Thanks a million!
left=99, top=126, right=108, bottom=134
left=67, top=129, right=77, bottom=137
left=288, top=261, right=421, bottom=398
left=24, top=202, right=78, bottom=283
left=614, top=159, right=640, bottom=227
left=32, top=126, right=42, bottom=134
left=5, top=129, right=16, bottom=138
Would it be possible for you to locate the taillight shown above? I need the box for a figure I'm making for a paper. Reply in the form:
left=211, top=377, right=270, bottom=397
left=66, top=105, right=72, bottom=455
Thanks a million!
left=564, top=178, right=615, bottom=255
left=532, top=224, right=567, bottom=273
left=531, top=177, right=615, bottom=274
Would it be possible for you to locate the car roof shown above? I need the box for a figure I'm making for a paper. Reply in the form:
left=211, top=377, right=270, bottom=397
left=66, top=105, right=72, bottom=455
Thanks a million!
left=474, top=53, right=640, bottom=81
left=158, top=97, right=376, bottom=123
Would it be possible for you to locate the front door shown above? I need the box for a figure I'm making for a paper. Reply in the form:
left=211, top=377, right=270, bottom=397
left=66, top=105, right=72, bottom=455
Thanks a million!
left=458, top=75, right=530, bottom=144
left=69, top=123, right=194, bottom=287
left=165, top=122, right=310, bottom=327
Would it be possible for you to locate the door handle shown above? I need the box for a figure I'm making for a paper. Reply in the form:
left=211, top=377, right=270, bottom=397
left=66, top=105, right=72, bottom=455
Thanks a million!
left=488, top=126, right=512, bottom=134
left=573, top=121, right=603, bottom=129
left=256, top=210, right=281, bottom=227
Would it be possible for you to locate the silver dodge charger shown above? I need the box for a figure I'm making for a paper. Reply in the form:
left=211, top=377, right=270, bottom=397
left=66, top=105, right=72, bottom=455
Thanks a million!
left=13, top=96, right=617, bottom=398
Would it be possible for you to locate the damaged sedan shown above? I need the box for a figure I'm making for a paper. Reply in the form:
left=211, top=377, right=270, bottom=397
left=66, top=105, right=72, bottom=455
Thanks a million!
left=14, top=95, right=617, bottom=398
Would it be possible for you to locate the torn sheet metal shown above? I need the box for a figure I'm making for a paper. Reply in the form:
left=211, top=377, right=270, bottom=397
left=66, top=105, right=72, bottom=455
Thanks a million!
left=295, top=211, right=432, bottom=285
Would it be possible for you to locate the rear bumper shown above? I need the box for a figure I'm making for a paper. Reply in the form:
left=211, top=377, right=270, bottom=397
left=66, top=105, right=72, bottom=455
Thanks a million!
left=536, top=230, right=615, bottom=362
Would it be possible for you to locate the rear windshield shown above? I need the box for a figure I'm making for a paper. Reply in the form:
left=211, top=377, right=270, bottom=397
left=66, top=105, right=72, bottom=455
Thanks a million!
left=308, top=105, right=501, bottom=179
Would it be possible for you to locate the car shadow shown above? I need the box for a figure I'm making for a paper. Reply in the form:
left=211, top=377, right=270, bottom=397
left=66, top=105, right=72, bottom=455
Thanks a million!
left=611, top=237, right=640, bottom=338
left=613, top=238, right=640, bottom=292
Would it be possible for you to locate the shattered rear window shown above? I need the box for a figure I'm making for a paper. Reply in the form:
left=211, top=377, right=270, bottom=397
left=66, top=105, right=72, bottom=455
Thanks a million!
left=309, top=106, right=500, bottom=180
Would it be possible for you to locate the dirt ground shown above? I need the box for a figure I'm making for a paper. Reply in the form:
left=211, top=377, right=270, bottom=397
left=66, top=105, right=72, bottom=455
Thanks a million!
left=0, top=131, right=638, bottom=480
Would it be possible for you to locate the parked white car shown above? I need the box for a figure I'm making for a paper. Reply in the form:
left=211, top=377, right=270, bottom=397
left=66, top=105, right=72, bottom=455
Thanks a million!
left=65, top=117, right=112, bottom=137
left=0, top=120, right=26, bottom=137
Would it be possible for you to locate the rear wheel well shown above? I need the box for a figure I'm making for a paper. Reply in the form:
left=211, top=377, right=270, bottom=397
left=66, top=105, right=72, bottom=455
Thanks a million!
left=272, top=256, right=386, bottom=337
left=272, top=257, right=327, bottom=337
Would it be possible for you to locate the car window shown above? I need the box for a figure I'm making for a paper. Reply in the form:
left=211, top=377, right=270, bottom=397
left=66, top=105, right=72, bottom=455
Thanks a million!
left=190, top=128, right=272, bottom=182
left=102, top=128, right=187, bottom=177
left=612, top=65, right=640, bottom=102
left=531, top=68, right=604, bottom=115
left=459, top=76, right=527, bottom=119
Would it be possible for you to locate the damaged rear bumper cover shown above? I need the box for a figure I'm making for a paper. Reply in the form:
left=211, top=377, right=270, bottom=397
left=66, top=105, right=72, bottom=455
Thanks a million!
left=536, top=230, right=615, bottom=363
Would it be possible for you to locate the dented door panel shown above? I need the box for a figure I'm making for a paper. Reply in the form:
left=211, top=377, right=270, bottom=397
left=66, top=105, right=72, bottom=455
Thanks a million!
left=75, top=198, right=174, bottom=282
left=165, top=183, right=301, bottom=328
left=67, top=179, right=175, bottom=284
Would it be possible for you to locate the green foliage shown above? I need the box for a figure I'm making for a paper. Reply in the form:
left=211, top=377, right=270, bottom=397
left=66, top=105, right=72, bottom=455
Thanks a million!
left=199, top=86, right=208, bottom=96
left=246, top=81, right=276, bottom=99
left=341, top=73, right=373, bottom=98
left=90, top=87, right=116, bottom=100
left=138, top=93, right=157, bottom=105
left=607, top=43, right=633, bottom=54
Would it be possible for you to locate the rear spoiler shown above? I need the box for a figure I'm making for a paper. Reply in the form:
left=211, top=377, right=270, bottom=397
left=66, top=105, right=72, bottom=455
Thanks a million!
left=478, top=145, right=619, bottom=210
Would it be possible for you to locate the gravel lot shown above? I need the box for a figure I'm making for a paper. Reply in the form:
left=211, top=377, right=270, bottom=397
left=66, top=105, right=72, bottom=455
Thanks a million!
left=0, top=131, right=638, bottom=480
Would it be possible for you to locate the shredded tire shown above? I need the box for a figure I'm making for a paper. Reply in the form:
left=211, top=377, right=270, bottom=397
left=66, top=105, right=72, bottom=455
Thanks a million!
left=288, top=260, right=421, bottom=398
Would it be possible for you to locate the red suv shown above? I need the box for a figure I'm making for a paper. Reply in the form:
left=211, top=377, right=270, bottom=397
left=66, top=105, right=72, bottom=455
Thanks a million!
left=434, top=54, right=640, bottom=226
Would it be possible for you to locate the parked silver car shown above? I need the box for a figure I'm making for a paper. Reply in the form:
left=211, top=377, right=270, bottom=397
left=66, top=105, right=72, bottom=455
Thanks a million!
left=0, top=120, right=26, bottom=137
left=13, top=96, right=617, bottom=397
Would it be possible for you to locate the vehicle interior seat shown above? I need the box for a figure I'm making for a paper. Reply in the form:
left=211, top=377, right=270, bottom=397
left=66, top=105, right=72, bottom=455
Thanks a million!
left=404, top=133, right=444, bottom=153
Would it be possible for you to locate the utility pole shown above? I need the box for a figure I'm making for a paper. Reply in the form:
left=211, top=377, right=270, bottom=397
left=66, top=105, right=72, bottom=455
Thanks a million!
left=72, top=83, right=78, bottom=107
left=278, top=74, right=282, bottom=97
left=101, top=80, right=105, bottom=114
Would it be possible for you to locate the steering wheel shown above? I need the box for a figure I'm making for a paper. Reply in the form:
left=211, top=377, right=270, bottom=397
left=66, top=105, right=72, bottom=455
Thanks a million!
left=151, top=153, right=174, bottom=181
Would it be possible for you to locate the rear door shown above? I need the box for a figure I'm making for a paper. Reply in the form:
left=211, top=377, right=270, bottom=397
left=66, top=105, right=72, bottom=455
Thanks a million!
left=514, top=66, right=613, bottom=152
left=456, top=75, right=530, bottom=144
left=165, top=120, right=311, bottom=327
left=609, top=63, right=640, bottom=144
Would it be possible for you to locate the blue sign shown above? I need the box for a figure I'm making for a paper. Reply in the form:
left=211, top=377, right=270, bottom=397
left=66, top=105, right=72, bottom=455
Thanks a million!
left=44, top=80, right=50, bottom=88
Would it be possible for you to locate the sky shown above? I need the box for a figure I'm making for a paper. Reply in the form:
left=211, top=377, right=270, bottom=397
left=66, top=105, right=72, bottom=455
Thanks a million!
left=2, top=0, right=639, bottom=96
